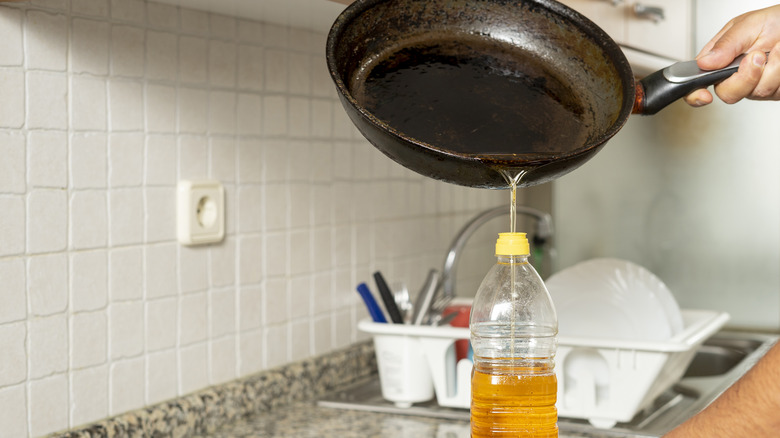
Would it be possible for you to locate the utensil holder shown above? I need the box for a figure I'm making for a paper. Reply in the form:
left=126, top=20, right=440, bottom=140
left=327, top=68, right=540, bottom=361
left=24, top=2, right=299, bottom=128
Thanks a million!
left=359, top=320, right=473, bottom=409
left=372, top=333, right=435, bottom=408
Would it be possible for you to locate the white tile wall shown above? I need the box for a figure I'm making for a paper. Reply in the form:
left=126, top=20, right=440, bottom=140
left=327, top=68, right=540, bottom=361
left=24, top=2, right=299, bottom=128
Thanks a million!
left=0, top=322, right=27, bottom=387
left=110, top=357, right=145, bottom=415
left=29, top=374, right=68, bottom=437
left=29, top=253, right=68, bottom=315
left=0, top=71, right=24, bottom=128
left=0, top=0, right=507, bottom=436
left=70, top=310, right=107, bottom=368
left=70, top=365, right=108, bottom=426
left=0, top=385, right=28, bottom=438
left=145, top=349, right=176, bottom=404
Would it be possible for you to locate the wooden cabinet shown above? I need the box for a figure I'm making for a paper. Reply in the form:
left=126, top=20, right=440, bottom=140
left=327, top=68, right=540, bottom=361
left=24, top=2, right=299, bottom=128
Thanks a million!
left=559, top=0, right=628, bottom=42
left=625, top=0, right=693, bottom=61
left=559, top=0, right=694, bottom=72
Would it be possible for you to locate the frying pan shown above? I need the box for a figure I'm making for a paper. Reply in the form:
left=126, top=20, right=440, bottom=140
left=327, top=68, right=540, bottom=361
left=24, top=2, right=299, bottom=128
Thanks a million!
left=326, top=0, right=744, bottom=188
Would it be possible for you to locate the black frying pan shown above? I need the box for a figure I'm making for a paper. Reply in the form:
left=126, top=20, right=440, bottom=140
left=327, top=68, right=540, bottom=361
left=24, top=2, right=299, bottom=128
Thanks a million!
left=326, top=0, right=742, bottom=188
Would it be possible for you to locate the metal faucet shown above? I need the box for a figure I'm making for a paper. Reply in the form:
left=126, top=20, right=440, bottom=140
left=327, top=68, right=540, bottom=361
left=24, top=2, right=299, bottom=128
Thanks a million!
left=439, top=205, right=555, bottom=301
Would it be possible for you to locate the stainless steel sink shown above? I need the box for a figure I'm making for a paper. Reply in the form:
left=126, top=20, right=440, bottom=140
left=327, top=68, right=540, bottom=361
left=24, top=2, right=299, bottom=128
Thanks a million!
left=683, top=336, right=764, bottom=378
left=318, top=331, right=777, bottom=437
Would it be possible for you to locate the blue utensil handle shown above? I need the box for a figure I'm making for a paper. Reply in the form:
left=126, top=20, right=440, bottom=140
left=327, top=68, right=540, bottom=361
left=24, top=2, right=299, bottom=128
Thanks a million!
left=356, top=283, right=387, bottom=323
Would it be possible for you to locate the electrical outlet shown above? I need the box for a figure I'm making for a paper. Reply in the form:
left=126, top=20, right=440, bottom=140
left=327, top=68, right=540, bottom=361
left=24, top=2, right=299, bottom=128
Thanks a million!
left=177, top=180, right=225, bottom=245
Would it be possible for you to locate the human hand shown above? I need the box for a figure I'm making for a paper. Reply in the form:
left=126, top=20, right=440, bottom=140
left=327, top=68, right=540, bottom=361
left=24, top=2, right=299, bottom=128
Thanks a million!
left=685, top=5, right=780, bottom=107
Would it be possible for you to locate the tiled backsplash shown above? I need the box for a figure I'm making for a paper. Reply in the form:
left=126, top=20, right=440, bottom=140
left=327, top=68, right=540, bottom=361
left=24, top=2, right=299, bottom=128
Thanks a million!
left=0, top=0, right=505, bottom=436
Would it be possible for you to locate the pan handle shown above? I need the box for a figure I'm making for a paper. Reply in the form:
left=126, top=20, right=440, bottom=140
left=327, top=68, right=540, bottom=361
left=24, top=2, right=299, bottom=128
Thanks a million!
left=633, top=54, right=749, bottom=115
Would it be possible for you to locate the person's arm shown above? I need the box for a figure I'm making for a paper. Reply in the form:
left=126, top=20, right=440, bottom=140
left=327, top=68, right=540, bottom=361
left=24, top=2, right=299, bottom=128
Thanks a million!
left=684, top=5, right=780, bottom=107
left=664, top=342, right=780, bottom=437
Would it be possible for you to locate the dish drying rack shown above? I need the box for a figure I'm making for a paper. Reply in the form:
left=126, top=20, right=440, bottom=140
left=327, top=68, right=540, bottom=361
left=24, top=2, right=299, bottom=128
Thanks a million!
left=358, top=308, right=729, bottom=428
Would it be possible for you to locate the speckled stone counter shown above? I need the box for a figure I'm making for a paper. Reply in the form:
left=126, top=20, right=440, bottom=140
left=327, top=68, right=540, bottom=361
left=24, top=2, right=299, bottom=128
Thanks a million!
left=192, top=397, right=624, bottom=438
left=48, top=342, right=377, bottom=438
left=48, top=340, right=641, bottom=438
left=195, top=399, right=470, bottom=438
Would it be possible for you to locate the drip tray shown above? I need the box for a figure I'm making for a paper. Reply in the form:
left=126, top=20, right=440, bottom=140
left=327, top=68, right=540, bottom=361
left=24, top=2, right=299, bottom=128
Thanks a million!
left=318, top=331, right=777, bottom=437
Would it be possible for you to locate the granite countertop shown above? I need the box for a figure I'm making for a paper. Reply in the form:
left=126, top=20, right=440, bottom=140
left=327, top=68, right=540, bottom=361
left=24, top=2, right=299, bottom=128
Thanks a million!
left=194, top=398, right=471, bottom=438
left=50, top=342, right=379, bottom=438
left=49, top=341, right=636, bottom=438
left=194, top=397, right=607, bottom=438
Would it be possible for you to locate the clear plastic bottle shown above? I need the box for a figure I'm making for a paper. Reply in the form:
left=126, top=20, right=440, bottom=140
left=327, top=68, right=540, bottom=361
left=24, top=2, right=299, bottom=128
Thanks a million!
left=470, top=232, right=558, bottom=438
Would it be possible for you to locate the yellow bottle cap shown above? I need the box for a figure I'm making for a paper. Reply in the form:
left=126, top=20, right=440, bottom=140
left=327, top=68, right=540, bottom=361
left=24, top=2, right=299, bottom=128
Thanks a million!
left=495, top=232, right=530, bottom=256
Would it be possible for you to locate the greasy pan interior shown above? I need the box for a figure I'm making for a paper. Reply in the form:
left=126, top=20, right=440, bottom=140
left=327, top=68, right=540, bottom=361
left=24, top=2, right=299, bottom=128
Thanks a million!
left=327, top=0, right=635, bottom=188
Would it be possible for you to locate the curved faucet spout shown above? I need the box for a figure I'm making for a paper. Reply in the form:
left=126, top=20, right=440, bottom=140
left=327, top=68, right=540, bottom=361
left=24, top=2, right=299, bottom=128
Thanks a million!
left=440, top=205, right=554, bottom=300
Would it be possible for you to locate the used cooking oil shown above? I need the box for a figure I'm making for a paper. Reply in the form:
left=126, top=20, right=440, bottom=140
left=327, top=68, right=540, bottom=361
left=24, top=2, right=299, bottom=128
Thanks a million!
left=471, top=362, right=558, bottom=437
left=470, top=232, right=558, bottom=437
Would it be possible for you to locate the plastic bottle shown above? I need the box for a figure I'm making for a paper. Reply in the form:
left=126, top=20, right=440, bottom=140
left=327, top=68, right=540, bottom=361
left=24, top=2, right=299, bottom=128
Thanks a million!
left=470, top=232, right=558, bottom=438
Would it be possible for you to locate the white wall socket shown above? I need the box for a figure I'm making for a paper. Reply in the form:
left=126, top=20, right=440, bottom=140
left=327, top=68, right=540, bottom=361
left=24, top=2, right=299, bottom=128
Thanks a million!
left=177, top=180, right=225, bottom=245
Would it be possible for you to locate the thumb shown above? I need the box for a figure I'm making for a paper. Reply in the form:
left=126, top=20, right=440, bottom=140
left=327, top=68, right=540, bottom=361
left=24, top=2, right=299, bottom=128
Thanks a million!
left=697, top=22, right=758, bottom=70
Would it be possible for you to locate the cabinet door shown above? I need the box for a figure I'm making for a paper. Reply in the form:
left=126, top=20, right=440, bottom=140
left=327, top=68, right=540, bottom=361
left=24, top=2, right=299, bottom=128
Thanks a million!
left=625, top=0, right=692, bottom=61
left=558, top=0, right=627, bottom=42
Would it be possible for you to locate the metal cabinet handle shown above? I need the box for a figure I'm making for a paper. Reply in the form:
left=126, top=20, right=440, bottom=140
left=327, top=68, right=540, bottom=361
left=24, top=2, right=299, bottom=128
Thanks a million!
left=602, top=0, right=623, bottom=5
left=634, top=4, right=665, bottom=23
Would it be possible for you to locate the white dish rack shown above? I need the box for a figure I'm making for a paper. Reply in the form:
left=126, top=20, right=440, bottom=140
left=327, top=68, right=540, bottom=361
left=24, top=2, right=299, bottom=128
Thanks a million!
left=358, top=308, right=729, bottom=428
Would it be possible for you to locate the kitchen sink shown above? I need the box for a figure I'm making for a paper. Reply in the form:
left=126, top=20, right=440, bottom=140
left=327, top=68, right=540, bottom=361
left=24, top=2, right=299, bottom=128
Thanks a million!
left=683, top=337, right=764, bottom=378
left=318, top=330, right=777, bottom=437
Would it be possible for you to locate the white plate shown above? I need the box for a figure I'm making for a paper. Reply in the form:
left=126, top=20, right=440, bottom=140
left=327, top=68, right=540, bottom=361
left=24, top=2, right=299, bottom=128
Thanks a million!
left=547, top=258, right=683, bottom=341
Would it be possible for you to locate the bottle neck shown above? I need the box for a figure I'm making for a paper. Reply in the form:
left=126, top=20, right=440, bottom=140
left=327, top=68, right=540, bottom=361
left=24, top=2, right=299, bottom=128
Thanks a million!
left=496, top=254, right=529, bottom=264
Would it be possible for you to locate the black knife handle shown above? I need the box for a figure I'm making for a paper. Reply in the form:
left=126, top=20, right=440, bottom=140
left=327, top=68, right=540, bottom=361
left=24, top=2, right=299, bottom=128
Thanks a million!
left=374, top=271, right=404, bottom=324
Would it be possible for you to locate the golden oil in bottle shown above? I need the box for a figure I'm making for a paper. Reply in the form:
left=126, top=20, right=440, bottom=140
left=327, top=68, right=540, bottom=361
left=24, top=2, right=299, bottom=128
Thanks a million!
left=471, top=361, right=558, bottom=437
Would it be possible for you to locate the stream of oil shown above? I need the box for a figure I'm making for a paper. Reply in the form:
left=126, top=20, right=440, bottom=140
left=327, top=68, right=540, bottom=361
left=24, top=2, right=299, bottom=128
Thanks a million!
left=500, top=168, right=528, bottom=360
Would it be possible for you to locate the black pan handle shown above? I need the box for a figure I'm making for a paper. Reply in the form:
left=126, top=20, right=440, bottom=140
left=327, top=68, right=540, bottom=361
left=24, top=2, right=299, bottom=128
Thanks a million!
left=634, top=54, right=748, bottom=115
